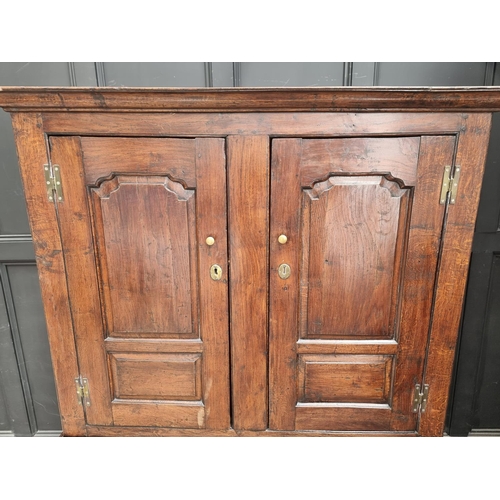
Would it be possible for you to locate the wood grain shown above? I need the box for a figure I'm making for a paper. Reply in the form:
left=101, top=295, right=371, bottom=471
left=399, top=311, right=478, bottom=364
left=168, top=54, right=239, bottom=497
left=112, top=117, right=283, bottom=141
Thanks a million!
left=303, top=176, right=408, bottom=338
left=91, top=175, right=197, bottom=336
left=50, top=135, right=231, bottom=431
left=227, top=135, right=269, bottom=431
left=80, top=137, right=196, bottom=185
left=269, top=139, right=303, bottom=430
left=50, top=136, right=114, bottom=426
left=388, top=136, right=454, bottom=431
left=295, top=406, right=392, bottom=431
left=195, top=138, right=231, bottom=430
left=104, top=339, right=203, bottom=353
left=2, top=87, right=500, bottom=112
left=298, top=354, right=393, bottom=403
left=112, top=401, right=205, bottom=428
left=41, top=112, right=464, bottom=137
left=269, top=134, right=454, bottom=432
left=11, top=114, right=86, bottom=436
left=419, top=114, right=492, bottom=436
left=86, top=426, right=416, bottom=437
left=4, top=89, right=493, bottom=437
left=296, top=341, right=398, bottom=355
left=109, top=353, right=202, bottom=400
left=300, top=137, right=420, bottom=186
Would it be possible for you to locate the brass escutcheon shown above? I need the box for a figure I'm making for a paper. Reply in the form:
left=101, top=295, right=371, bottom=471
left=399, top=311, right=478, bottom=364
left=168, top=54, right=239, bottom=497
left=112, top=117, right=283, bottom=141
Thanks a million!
left=278, top=263, right=291, bottom=279
left=210, top=264, right=222, bottom=281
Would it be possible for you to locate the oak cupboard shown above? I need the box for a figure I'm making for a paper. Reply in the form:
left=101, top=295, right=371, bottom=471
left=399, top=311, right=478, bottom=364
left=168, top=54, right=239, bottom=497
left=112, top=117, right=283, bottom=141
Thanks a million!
left=0, top=87, right=498, bottom=436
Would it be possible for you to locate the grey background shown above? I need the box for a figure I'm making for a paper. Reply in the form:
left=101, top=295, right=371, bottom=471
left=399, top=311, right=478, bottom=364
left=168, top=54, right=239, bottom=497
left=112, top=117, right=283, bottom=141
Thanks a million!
left=0, top=62, right=498, bottom=436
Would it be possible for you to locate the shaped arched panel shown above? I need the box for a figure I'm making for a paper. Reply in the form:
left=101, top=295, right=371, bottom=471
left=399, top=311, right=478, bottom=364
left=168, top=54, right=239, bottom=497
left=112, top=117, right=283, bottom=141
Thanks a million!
left=91, top=175, right=197, bottom=337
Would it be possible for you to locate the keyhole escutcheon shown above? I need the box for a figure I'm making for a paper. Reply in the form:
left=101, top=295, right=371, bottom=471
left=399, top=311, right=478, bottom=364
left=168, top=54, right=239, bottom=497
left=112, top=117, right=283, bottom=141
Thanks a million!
left=210, top=264, right=222, bottom=281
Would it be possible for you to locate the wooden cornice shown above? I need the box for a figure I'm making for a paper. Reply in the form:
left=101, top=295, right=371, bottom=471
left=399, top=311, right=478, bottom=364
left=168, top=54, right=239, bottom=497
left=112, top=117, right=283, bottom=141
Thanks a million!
left=2, top=86, right=500, bottom=112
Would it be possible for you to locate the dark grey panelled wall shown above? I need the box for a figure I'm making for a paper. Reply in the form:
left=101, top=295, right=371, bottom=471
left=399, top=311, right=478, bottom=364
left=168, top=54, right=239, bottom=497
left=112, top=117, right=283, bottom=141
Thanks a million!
left=0, top=62, right=498, bottom=436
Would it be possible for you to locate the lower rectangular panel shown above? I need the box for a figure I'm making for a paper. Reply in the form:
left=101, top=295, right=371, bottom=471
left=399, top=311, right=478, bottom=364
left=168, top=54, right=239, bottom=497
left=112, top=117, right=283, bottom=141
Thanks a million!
left=109, top=352, right=202, bottom=401
left=298, top=354, right=393, bottom=404
left=295, top=405, right=392, bottom=431
left=112, top=401, right=205, bottom=428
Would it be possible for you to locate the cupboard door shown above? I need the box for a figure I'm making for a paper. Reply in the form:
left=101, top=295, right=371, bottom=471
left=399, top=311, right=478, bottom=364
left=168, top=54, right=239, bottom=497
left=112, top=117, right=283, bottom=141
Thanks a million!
left=269, top=136, right=455, bottom=431
left=49, top=136, right=230, bottom=430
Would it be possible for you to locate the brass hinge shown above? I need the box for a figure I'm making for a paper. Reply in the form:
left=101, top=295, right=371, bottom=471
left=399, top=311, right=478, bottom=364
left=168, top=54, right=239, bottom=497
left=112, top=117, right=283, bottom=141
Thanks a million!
left=439, top=165, right=461, bottom=205
left=412, top=383, right=429, bottom=413
left=44, top=164, right=64, bottom=202
left=75, top=376, right=90, bottom=407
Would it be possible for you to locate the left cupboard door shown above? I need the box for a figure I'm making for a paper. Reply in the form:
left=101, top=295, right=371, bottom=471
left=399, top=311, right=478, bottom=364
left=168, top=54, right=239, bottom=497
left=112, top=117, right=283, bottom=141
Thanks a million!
left=49, top=136, right=230, bottom=430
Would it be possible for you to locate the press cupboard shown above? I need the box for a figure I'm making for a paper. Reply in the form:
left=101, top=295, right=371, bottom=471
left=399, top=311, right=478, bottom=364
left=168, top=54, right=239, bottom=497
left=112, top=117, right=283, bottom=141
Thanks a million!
left=1, top=87, right=499, bottom=436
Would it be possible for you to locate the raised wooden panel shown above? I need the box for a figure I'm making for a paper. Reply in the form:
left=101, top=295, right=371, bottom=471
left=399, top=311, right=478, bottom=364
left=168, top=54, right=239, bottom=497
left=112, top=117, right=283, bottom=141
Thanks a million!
left=90, top=175, right=198, bottom=337
left=301, top=176, right=410, bottom=339
left=298, top=354, right=393, bottom=404
left=109, top=353, right=202, bottom=401
left=300, top=137, right=420, bottom=187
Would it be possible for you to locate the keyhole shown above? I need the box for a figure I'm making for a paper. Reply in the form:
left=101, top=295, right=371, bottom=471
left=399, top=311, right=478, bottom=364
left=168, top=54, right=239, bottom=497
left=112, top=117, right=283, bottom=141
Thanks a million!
left=210, top=264, right=222, bottom=281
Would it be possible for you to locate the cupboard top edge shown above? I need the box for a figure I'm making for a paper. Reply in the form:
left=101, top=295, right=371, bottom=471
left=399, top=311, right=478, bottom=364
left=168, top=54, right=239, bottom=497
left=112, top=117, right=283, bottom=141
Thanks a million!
left=2, top=86, right=500, bottom=112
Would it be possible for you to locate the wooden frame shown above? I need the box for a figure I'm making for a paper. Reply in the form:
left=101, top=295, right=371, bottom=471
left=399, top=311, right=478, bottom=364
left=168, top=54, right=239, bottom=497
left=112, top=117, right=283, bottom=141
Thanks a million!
left=1, top=87, right=498, bottom=437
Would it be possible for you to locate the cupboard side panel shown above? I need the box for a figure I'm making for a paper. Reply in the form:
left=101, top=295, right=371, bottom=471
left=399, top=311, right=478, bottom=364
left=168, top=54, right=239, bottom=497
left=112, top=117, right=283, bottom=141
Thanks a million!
left=420, top=113, right=492, bottom=436
left=11, top=113, right=86, bottom=436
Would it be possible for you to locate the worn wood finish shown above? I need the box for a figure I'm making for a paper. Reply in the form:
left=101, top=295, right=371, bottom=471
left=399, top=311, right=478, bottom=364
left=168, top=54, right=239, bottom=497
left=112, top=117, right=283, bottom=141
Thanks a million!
left=388, top=136, right=455, bottom=432
left=194, top=138, right=231, bottom=430
left=49, top=137, right=114, bottom=426
left=296, top=341, right=399, bottom=355
left=112, top=401, right=204, bottom=428
left=86, top=426, right=417, bottom=437
left=299, top=137, right=420, bottom=186
left=420, top=114, right=492, bottom=436
left=104, top=339, right=204, bottom=353
left=302, top=175, right=409, bottom=339
left=269, top=139, right=303, bottom=430
left=228, top=135, right=269, bottom=431
left=297, top=354, right=394, bottom=403
left=49, top=136, right=230, bottom=431
left=109, top=353, right=202, bottom=400
left=11, top=115, right=86, bottom=436
left=2, top=89, right=495, bottom=437
left=40, top=112, right=465, bottom=137
left=269, top=135, right=454, bottom=432
left=80, top=137, right=197, bottom=187
left=91, top=175, right=197, bottom=337
left=2, top=87, right=500, bottom=112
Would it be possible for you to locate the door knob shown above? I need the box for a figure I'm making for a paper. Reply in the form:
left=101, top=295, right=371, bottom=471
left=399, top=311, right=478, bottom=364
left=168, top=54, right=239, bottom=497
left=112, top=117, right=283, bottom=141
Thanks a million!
left=278, top=234, right=288, bottom=244
left=206, top=236, right=215, bottom=246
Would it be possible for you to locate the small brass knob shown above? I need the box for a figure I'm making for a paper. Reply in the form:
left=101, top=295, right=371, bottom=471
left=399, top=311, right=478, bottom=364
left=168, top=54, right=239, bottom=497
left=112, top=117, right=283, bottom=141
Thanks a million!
left=278, top=234, right=288, bottom=245
left=206, top=236, right=215, bottom=246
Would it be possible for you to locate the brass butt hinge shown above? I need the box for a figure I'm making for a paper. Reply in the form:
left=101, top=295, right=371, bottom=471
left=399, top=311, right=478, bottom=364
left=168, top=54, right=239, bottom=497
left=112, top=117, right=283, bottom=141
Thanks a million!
left=440, top=165, right=461, bottom=205
left=412, top=383, right=429, bottom=413
left=75, top=376, right=90, bottom=407
left=44, top=164, right=64, bottom=202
